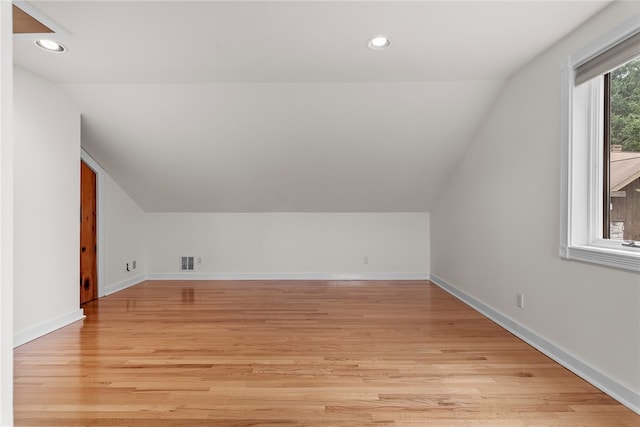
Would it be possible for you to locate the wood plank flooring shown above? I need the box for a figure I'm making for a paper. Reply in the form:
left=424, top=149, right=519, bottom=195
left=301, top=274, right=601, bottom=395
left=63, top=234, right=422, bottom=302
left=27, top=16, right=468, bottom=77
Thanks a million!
left=14, top=280, right=640, bottom=426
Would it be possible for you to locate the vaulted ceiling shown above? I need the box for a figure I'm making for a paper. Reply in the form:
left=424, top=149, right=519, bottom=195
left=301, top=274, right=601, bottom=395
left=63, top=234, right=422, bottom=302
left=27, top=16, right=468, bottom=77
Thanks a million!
left=13, top=1, right=609, bottom=212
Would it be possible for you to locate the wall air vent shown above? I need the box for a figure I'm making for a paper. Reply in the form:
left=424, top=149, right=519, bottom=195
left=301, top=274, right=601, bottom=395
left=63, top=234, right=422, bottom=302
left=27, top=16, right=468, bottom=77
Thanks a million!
left=180, top=256, right=195, bottom=271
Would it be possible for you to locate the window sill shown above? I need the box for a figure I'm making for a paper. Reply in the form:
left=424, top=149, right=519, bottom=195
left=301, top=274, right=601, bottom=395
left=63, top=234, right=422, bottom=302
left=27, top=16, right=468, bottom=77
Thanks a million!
left=563, top=244, right=640, bottom=273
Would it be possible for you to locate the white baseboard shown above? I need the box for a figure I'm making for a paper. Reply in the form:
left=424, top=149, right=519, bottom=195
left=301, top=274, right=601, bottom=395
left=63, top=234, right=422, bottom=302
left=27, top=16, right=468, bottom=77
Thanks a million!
left=429, top=273, right=640, bottom=416
left=145, top=272, right=429, bottom=281
left=104, top=274, right=147, bottom=296
left=14, top=309, right=85, bottom=348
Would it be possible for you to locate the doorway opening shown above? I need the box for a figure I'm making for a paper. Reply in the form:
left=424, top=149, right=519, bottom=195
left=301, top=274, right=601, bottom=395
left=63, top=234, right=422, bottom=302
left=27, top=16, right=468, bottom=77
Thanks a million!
left=80, top=160, right=97, bottom=305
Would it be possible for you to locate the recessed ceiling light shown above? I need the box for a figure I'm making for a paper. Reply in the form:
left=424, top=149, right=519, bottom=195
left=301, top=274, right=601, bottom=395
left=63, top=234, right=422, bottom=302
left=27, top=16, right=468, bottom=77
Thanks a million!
left=368, top=36, right=391, bottom=50
left=35, top=39, right=66, bottom=53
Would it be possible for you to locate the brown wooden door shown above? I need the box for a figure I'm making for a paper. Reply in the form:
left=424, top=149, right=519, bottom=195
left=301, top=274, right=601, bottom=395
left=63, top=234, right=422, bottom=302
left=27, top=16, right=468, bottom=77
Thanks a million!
left=80, top=161, right=97, bottom=305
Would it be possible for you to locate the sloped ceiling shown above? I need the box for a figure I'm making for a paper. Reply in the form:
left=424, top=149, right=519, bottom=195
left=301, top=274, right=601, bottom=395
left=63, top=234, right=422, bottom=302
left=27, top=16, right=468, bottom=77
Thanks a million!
left=12, top=1, right=609, bottom=212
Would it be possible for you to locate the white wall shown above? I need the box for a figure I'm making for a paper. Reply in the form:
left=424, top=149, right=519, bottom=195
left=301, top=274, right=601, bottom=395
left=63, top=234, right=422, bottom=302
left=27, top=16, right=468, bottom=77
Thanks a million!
left=103, top=172, right=146, bottom=293
left=0, top=2, right=13, bottom=424
left=431, top=1, right=640, bottom=412
left=13, top=67, right=83, bottom=345
left=147, top=212, right=429, bottom=279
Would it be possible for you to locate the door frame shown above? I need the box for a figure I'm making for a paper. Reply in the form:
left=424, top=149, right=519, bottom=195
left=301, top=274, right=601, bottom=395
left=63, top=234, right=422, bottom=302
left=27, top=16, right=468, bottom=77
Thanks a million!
left=0, top=2, right=13, bottom=424
left=80, top=149, right=105, bottom=298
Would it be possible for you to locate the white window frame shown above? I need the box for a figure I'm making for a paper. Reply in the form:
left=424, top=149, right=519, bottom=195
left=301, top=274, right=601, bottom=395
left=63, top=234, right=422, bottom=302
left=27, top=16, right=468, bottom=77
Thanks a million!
left=560, top=15, right=640, bottom=273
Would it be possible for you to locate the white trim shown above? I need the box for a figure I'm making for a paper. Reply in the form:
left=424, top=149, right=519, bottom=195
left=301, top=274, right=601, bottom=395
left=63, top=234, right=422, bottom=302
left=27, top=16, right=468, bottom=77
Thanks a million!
left=13, top=309, right=85, bottom=348
left=430, top=274, right=640, bottom=416
left=567, top=245, right=640, bottom=272
left=99, top=273, right=428, bottom=294
left=87, top=271, right=429, bottom=297
left=80, top=149, right=106, bottom=297
left=146, top=272, right=429, bottom=281
left=560, top=57, right=572, bottom=260
left=560, top=14, right=640, bottom=272
left=105, top=274, right=146, bottom=295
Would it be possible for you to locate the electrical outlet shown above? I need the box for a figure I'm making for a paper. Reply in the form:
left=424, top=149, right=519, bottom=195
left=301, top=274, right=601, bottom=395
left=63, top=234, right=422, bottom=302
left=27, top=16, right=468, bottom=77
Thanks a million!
left=363, top=256, right=369, bottom=265
left=197, top=257, right=202, bottom=265
left=132, top=260, right=136, bottom=269
left=517, top=293, right=524, bottom=309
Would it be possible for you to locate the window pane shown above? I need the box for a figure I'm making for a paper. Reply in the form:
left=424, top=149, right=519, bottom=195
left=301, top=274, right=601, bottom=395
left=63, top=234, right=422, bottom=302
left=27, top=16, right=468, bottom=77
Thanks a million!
left=608, top=57, right=640, bottom=241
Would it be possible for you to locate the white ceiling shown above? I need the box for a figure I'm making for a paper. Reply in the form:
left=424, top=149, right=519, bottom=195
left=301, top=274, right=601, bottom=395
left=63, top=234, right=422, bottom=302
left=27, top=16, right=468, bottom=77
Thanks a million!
left=13, top=1, right=609, bottom=212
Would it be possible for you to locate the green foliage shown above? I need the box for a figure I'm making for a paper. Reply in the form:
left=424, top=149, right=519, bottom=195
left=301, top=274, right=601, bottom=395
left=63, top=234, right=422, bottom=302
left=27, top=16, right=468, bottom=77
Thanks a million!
left=610, top=58, right=640, bottom=152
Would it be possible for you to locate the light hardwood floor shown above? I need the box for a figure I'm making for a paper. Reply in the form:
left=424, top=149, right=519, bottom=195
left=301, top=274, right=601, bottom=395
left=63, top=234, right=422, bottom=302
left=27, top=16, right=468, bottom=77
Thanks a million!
left=14, top=280, right=640, bottom=426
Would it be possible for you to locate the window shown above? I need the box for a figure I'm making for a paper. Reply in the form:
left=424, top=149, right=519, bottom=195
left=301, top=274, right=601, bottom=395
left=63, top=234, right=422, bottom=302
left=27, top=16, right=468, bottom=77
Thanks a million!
left=561, top=15, right=640, bottom=272
left=604, top=60, right=640, bottom=243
